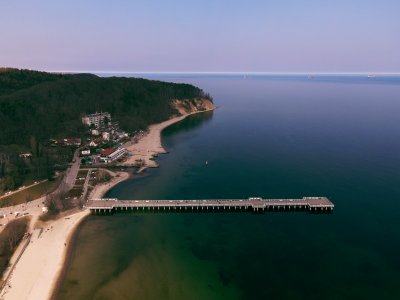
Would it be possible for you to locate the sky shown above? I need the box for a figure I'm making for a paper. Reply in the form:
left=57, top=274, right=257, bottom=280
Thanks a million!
left=1, top=0, right=399, bottom=73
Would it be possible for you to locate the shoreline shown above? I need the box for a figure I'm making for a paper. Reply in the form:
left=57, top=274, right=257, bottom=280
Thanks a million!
left=0, top=172, right=129, bottom=300
left=50, top=169, right=131, bottom=300
left=121, top=106, right=215, bottom=169
left=0, top=210, right=90, bottom=300
left=49, top=213, right=88, bottom=300
left=1, top=107, right=214, bottom=300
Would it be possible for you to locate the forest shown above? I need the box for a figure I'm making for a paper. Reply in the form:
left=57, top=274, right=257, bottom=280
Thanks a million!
left=0, top=68, right=212, bottom=191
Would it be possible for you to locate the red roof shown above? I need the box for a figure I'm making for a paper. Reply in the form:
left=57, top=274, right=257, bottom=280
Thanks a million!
left=101, top=148, right=115, bottom=156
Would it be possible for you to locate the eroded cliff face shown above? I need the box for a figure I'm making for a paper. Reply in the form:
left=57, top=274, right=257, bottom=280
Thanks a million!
left=171, top=98, right=215, bottom=115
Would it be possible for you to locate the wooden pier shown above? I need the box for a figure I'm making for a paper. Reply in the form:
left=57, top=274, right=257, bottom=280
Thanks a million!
left=85, top=197, right=334, bottom=214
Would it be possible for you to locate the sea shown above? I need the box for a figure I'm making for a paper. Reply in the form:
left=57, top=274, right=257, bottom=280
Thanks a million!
left=58, top=74, right=400, bottom=300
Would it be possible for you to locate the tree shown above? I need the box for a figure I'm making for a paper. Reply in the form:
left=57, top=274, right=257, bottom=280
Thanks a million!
left=30, top=135, right=37, bottom=157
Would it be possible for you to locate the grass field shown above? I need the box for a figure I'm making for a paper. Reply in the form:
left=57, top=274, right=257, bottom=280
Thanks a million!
left=0, top=180, right=58, bottom=208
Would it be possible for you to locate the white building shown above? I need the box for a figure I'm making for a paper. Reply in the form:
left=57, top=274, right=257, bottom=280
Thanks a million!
left=102, top=132, right=110, bottom=141
left=100, top=147, right=127, bottom=163
left=19, top=153, right=32, bottom=159
left=82, top=112, right=111, bottom=128
left=80, top=148, right=91, bottom=156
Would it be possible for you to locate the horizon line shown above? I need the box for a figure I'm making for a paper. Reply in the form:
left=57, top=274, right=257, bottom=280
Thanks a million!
left=44, top=70, right=400, bottom=75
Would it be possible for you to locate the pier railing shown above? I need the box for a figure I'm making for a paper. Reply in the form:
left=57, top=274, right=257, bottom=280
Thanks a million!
left=85, top=197, right=334, bottom=214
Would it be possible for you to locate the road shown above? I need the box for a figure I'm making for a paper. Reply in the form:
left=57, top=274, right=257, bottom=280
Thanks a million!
left=0, top=149, right=81, bottom=233
left=63, top=150, right=81, bottom=190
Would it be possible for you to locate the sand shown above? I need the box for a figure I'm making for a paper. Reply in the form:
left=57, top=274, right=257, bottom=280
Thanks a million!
left=1, top=210, right=90, bottom=300
left=88, top=170, right=129, bottom=200
left=121, top=108, right=215, bottom=169
left=0, top=107, right=214, bottom=300
left=0, top=171, right=129, bottom=300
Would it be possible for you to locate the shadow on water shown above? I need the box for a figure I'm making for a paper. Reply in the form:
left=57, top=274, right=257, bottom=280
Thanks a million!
left=163, top=110, right=214, bottom=137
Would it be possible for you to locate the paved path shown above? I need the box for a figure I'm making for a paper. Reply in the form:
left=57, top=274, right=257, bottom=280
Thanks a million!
left=0, top=180, right=48, bottom=200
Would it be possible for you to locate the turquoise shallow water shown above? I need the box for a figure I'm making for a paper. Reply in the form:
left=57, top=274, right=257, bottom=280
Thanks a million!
left=59, top=75, right=400, bottom=299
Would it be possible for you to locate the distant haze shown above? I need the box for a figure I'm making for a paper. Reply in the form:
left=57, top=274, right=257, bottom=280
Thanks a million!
left=1, top=0, right=399, bottom=72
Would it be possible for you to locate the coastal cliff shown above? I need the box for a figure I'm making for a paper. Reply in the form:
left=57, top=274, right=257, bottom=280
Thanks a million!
left=172, top=98, right=215, bottom=115
left=0, top=69, right=213, bottom=192
left=121, top=98, right=215, bottom=169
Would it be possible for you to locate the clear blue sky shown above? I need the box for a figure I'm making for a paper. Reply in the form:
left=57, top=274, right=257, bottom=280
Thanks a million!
left=1, top=0, right=399, bottom=72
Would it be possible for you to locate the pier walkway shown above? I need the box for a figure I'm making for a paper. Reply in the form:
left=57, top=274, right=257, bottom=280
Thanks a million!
left=85, top=197, right=334, bottom=214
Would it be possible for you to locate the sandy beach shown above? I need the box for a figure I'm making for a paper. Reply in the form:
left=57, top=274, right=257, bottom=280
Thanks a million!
left=0, top=104, right=214, bottom=300
left=0, top=171, right=129, bottom=300
left=1, top=210, right=90, bottom=300
left=88, top=170, right=129, bottom=199
left=121, top=106, right=215, bottom=169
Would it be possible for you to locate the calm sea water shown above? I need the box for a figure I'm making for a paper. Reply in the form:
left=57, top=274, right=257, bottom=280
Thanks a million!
left=58, top=75, right=400, bottom=300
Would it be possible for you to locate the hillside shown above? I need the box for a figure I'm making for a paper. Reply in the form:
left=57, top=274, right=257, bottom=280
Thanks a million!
left=0, top=69, right=212, bottom=146
left=0, top=68, right=213, bottom=191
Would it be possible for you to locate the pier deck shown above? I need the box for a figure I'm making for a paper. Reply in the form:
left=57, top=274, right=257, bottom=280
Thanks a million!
left=85, top=197, right=334, bottom=214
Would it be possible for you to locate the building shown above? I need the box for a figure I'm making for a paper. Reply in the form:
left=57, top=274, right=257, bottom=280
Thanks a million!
left=102, top=132, right=110, bottom=141
left=19, top=153, right=32, bottom=159
left=80, top=147, right=91, bottom=156
left=89, top=137, right=103, bottom=147
left=91, top=129, right=100, bottom=136
left=100, top=147, right=127, bottom=163
left=56, top=138, right=82, bottom=146
left=82, top=112, right=111, bottom=128
left=115, top=132, right=128, bottom=140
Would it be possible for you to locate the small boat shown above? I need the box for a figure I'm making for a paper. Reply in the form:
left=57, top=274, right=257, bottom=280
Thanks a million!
left=205, top=160, right=208, bottom=166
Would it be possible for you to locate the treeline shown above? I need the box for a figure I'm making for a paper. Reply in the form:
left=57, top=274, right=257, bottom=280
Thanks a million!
left=0, top=69, right=211, bottom=146
left=0, top=68, right=212, bottom=191
left=0, top=68, right=63, bottom=96
left=0, top=144, right=71, bottom=191
left=0, top=217, right=29, bottom=277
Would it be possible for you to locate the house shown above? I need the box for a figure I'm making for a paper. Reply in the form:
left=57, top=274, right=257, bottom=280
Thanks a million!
left=19, top=153, right=32, bottom=159
left=116, top=132, right=128, bottom=140
left=100, top=147, right=127, bottom=163
left=102, top=132, right=110, bottom=141
left=89, top=137, right=103, bottom=147
left=56, top=138, right=82, bottom=146
left=91, top=129, right=100, bottom=136
left=80, top=147, right=91, bottom=156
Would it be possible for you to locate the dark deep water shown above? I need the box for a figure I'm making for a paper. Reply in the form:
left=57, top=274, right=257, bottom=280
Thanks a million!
left=59, top=75, right=400, bottom=300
